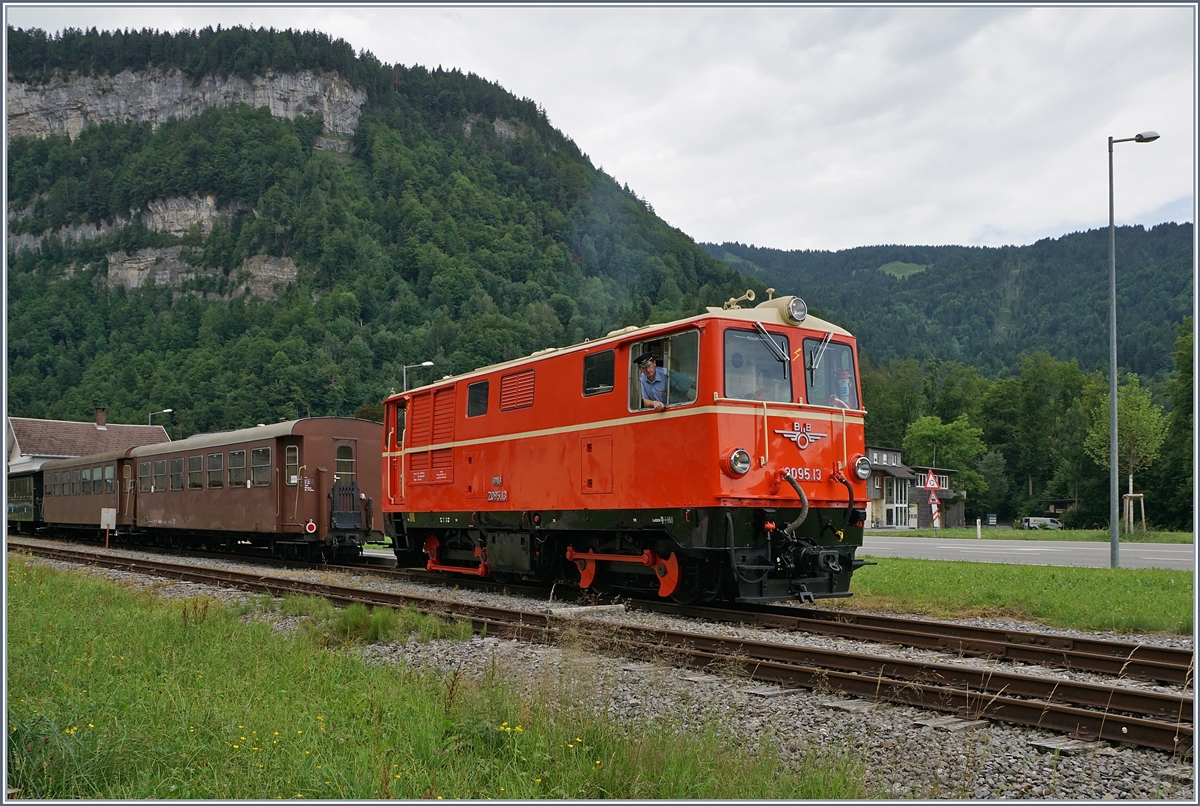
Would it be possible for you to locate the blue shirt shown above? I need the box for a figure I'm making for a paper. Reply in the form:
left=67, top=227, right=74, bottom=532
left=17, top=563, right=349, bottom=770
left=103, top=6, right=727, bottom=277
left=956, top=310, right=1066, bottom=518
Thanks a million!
left=640, top=366, right=668, bottom=403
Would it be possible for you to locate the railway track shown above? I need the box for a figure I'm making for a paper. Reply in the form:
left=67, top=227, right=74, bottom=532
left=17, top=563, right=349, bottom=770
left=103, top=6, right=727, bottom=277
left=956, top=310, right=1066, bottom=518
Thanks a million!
left=10, top=540, right=1193, bottom=755
left=11, top=537, right=1195, bottom=685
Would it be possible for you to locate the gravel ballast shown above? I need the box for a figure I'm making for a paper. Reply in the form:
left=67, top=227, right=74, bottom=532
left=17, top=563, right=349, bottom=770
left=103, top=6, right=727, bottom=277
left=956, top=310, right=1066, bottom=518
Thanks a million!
left=12, top=539, right=1195, bottom=800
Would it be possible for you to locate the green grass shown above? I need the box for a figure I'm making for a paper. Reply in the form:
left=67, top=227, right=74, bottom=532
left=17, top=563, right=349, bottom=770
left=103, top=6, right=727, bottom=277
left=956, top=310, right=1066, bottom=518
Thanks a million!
left=6, top=555, right=869, bottom=799
left=866, top=527, right=1193, bottom=543
left=834, top=557, right=1193, bottom=634
left=878, top=260, right=928, bottom=278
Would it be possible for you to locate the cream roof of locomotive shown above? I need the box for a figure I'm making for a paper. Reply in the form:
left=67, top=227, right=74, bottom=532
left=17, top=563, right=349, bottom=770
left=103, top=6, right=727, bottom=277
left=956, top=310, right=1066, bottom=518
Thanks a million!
left=389, top=296, right=853, bottom=397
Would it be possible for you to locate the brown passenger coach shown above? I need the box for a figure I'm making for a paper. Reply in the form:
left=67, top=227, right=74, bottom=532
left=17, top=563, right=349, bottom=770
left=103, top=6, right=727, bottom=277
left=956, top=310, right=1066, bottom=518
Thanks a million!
left=36, top=418, right=382, bottom=559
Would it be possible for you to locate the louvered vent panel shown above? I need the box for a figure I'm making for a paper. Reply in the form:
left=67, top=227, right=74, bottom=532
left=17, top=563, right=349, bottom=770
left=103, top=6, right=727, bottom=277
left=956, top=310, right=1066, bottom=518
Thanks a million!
left=408, top=392, right=433, bottom=448
left=432, top=387, right=456, bottom=444
left=431, top=449, right=453, bottom=469
left=499, top=369, right=535, bottom=411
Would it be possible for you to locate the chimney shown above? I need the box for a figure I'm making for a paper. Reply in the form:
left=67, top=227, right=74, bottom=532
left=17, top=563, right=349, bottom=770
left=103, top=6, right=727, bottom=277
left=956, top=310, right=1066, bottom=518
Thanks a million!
left=95, top=407, right=107, bottom=429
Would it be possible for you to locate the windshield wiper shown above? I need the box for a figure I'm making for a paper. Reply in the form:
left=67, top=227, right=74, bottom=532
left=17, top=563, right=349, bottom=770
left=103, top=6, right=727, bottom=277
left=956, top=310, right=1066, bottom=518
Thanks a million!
left=753, top=322, right=789, bottom=380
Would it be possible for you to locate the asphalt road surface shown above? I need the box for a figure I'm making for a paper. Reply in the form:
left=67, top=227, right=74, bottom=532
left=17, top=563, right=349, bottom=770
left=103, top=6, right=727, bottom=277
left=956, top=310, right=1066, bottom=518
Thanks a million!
left=861, top=535, right=1195, bottom=570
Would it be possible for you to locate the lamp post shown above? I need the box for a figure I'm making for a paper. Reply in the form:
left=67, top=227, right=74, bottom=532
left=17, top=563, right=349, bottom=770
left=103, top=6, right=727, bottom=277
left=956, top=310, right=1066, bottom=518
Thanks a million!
left=1108, top=130, right=1159, bottom=569
left=148, top=408, right=172, bottom=425
left=402, top=361, right=434, bottom=392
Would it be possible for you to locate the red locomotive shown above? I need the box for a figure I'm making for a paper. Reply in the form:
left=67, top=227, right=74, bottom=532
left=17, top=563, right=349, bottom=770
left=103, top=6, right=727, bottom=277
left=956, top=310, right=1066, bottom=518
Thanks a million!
left=33, top=418, right=383, bottom=559
left=381, top=292, right=871, bottom=603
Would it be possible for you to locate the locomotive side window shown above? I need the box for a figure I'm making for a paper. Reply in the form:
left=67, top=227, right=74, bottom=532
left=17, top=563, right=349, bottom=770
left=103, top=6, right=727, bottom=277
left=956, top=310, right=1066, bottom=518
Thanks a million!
left=394, top=404, right=405, bottom=449
left=138, top=461, right=151, bottom=493
left=170, top=458, right=184, bottom=491
left=153, top=460, right=167, bottom=492
left=335, top=446, right=355, bottom=484
left=724, top=329, right=792, bottom=402
left=583, top=350, right=615, bottom=396
left=285, top=446, right=299, bottom=486
left=628, top=330, right=699, bottom=410
left=803, top=337, right=860, bottom=410
left=207, top=453, right=223, bottom=488
left=467, top=381, right=489, bottom=417
left=228, top=451, right=246, bottom=486
left=105, top=465, right=115, bottom=494
left=188, top=456, right=203, bottom=490
left=251, top=448, right=271, bottom=487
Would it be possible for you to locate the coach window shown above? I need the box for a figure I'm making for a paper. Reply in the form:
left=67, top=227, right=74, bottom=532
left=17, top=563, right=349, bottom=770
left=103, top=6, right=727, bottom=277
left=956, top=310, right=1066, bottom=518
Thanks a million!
left=82, top=468, right=91, bottom=495
left=50, top=472, right=59, bottom=496
left=803, top=337, right=860, bottom=410
left=170, top=457, right=184, bottom=491
left=104, top=465, right=115, bottom=494
left=188, top=455, right=203, bottom=490
left=123, top=465, right=133, bottom=493
left=153, top=460, right=167, bottom=492
left=92, top=467, right=102, bottom=494
left=724, top=329, right=792, bottom=402
left=208, top=453, right=224, bottom=488
left=285, top=446, right=299, bottom=486
left=138, top=462, right=151, bottom=493
left=229, top=451, right=247, bottom=487
left=335, top=446, right=355, bottom=485
left=251, top=447, right=272, bottom=487
left=467, top=380, right=489, bottom=417
left=628, top=330, right=700, bottom=411
left=583, top=350, right=615, bottom=396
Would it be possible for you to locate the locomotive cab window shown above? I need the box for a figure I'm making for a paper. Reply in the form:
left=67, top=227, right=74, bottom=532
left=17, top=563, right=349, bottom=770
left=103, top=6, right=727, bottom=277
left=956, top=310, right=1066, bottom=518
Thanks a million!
left=467, top=381, right=489, bottom=417
left=724, top=329, right=793, bottom=402
left=583, top=350, right=615, bottom=396
left=803, top=337, right=860, bottom=410
left=629, top=330, right=699, bottom=410
left=335, top=446, right=355, bottom=484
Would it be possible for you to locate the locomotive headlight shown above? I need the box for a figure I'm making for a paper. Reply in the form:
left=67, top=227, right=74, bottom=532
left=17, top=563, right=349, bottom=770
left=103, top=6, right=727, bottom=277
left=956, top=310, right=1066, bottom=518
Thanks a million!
left=786, top=297, right=808, bottom=323
left=853, top=455, right=872, bottom=480
left=729, top=449, right=752, bottom=476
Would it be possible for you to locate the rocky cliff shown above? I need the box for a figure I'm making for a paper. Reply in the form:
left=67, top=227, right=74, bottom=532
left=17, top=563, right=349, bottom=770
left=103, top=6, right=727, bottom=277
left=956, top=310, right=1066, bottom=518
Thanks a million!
left=6, top=68, right=367, bottom=141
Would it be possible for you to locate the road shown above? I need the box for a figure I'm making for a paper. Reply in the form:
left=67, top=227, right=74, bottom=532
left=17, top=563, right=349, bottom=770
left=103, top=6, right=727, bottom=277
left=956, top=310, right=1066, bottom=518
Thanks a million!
left=861, top=535, right=1194, bottom=571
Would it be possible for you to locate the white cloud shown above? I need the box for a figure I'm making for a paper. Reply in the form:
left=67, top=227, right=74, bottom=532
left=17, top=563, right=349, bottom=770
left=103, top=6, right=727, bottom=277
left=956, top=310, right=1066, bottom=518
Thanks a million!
left=5, top=4, right=1193, bottom=250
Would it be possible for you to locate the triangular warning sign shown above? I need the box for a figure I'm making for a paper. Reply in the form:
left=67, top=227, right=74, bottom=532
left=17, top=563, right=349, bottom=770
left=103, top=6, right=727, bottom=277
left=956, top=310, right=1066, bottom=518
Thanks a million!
left=924, top=472, right=940, bottom=490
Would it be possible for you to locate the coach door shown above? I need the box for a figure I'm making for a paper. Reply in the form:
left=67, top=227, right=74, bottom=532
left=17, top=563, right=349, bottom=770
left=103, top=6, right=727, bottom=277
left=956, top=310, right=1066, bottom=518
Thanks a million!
left=330, top=439, right=362, bottom=530
left=281, top=439, right=304, bottom=530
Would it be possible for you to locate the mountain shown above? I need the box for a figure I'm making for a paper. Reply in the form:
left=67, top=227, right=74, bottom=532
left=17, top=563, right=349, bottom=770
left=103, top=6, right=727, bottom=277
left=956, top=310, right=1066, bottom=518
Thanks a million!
left=703, top=224, right=1193, bottom=382
left=6, top=25, right=756, bottom=437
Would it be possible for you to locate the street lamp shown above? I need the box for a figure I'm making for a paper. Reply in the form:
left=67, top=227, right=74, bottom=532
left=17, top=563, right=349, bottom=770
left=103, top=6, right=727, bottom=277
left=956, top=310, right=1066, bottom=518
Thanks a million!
left=402, top=361, right=434, bottom=392
left=1108, top=130, right=1159, bottom=569
left=148, top=408, right=172, bottom=425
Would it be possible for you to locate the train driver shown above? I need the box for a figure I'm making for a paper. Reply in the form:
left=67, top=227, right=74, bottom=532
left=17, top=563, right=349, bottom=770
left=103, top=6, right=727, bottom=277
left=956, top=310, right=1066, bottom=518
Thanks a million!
left=636, top=351, right=693, bottom=411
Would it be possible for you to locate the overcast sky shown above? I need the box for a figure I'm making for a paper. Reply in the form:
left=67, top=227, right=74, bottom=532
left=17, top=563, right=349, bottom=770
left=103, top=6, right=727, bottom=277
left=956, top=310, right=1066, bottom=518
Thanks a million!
left=5, top=4, right=1196, bottom=251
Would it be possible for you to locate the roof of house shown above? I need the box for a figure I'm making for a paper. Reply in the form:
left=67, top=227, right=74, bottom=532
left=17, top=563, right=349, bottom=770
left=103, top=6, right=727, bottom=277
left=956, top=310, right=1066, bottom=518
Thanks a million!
left=7, top=417, right=169, bottom=460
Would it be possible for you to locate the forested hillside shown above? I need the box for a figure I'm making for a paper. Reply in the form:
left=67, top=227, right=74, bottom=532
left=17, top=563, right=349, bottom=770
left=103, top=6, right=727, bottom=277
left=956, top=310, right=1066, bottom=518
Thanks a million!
left=6, top=26, right=1191, bottom=528
left=6, top=25, right=754, bottom=437
left=703, top=224, right=1193, bottom=382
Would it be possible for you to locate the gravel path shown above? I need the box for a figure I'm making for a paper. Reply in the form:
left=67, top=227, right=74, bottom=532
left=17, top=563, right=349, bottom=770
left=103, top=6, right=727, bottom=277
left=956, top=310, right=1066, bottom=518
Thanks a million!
left=13, top=539, right=1195, bottom=799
